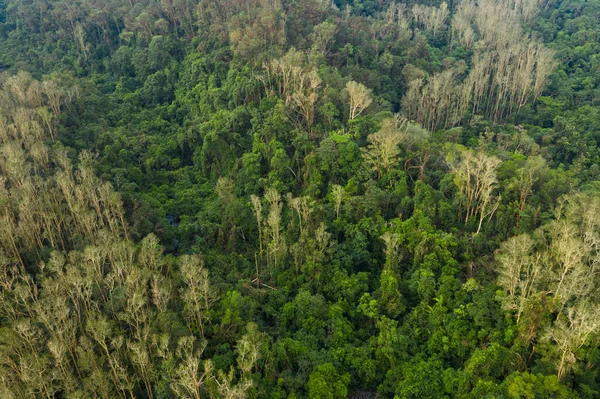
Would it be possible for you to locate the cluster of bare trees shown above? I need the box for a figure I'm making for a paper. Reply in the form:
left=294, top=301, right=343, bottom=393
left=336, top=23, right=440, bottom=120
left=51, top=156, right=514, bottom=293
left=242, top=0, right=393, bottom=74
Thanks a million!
left=455, top=0, right=556, bottom=121
left=0, top=72, right=85, bottom=270
left=374, top=2, right=411, bottom=46
left=372, top=0, right=450, bottom=42
left=0, top=71, right=76, bottom=142
left=400, top=0, right=555, bottom=130
left=249, top=187, right=333, bottom=282
left=259, top=49, right=322, bottom=129
left=259, top=49, right=378, bottom=130
left=0, top=232, right=260, bottom=398
left=402, top=67, right=470, bottom=133
left=0, top=74, right=262, bottom=398
left=496, top=194, right=600, bottom=381
left=412, top=2, right=449, bottom=37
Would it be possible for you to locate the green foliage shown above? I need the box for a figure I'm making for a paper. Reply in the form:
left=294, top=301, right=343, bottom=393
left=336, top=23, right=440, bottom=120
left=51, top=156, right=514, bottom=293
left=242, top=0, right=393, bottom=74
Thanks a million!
left=0, top=0, right=598, bottom=397
left=307, top=363, right=351, bottom=399
left=505, top=372, right=575, bottom=399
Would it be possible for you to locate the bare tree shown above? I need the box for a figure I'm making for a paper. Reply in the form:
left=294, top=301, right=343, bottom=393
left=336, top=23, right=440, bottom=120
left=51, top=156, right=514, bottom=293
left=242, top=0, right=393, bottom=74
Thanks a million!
left=447, top=146, right=501, bottom=233
left=180, top=255, right=217, bottom=337
left=264, top=188, right=285, bottom=270
left=362, top=117, right=411, bottom=178
left=331, top=184, right=345, bottom=218
left=544, top=301, right=600, bottom=381
left=496, top=234, right=541, bottom=324
left=346, top=80, right=373, bottom=120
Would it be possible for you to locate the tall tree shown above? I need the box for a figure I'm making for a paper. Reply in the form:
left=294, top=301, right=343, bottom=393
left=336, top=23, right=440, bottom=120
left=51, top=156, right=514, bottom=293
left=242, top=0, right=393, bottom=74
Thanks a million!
left=346, top=80, right=372, bottom=120
left=447, top=146, right=501, bottom=234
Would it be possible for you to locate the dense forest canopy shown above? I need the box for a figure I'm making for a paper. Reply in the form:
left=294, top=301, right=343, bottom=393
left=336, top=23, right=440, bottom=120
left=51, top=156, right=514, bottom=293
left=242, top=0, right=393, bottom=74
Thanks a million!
left=0, top=0, right=599, bottom=397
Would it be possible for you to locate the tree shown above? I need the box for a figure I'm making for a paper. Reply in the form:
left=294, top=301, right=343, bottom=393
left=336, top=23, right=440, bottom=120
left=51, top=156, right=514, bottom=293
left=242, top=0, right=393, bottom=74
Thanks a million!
left=376, top=234, right=405, bottom=318
left=261, top=50, right=322, bottom=129
left=311, top=21, right=338, bottom=57
left=497, top=194, right=600, bottom=379
left=510, top=156, right=547, bottom=228
left=544, top=301, right=600, bottom=381
left=362, top=117, right=407, bottom=178
left=307, top=363, right=350, bottom=399
left=180, top=255, right=216, bottom=337
left=251, top=194, right=263, bottom=258
left=229, top=0, right=286, bottom=61
left=496, top=234, right=540, bottom=324
left=447, top=146, right=501, bottom=234
left=330, top=184, right=345, bottom=218
left=412, top=2, right=449, bottom=37
left=506, top=372, right=572, bottom=399
left=210, top=322, right=263, bottom=399
left=171, top=336, right=209, bottom=399
left=346, top=80, right=372, bottom=120
left=291, top=70, right=322, bottom=130
left=405, top=0, right=556, bottom=129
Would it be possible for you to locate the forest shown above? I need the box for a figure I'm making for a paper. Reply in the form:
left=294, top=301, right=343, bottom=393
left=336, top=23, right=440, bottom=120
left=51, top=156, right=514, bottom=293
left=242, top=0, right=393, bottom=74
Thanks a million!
left=0, top=0, right=599, bottom=397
